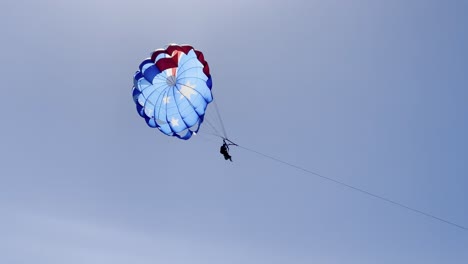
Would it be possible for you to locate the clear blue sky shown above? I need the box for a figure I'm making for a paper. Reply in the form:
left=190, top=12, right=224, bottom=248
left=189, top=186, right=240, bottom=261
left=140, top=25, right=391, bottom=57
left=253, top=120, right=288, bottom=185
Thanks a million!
left=1, top=0, right=467, bottom=263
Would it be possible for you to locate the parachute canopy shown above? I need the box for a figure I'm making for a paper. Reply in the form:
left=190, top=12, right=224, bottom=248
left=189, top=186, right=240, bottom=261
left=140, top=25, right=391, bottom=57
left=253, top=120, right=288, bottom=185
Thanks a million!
left=132, top=44, right=213, bottom=140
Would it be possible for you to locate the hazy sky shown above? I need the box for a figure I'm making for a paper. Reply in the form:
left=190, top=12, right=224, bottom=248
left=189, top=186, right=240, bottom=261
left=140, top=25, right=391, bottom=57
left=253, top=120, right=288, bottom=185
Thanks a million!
left=1, top=0, right=467, bottom=263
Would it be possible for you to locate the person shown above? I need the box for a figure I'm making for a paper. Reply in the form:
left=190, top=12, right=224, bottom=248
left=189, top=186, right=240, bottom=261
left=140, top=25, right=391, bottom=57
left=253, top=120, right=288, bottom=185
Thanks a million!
left=220, top=141, right=232, bottom=161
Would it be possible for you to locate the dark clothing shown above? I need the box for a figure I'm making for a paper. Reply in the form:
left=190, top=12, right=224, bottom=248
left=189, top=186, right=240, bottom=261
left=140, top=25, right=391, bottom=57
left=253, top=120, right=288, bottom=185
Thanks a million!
left=220, top=144, right=232, bottom=161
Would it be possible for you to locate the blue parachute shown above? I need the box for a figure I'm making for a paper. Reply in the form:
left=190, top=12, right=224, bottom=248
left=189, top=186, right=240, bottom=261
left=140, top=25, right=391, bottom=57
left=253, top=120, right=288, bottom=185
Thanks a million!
left=132, top=44, right=213, bottom=140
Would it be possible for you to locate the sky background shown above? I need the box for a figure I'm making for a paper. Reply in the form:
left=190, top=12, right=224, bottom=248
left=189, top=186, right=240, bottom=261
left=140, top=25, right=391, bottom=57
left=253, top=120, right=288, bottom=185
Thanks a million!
left=1, top=0, right=467, bottom=263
